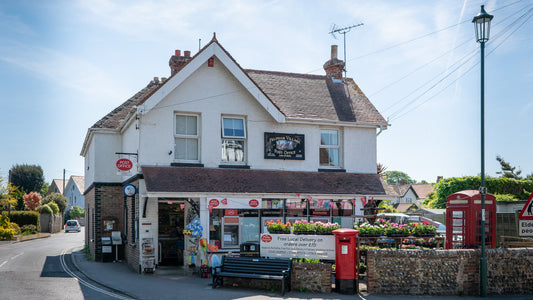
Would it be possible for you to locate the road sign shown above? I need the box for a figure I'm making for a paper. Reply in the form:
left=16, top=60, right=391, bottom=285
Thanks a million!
left=519, top=220, right=533, bottom=236
left=518, top=192, right=533, bottom=220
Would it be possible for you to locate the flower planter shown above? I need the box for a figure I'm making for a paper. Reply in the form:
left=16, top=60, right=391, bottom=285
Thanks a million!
left=386, top=233, right=410, bottom=237
left=413, top=233, right=436, bottom=237
left=359, top=233, right=382, bottom=237
left=294, top=231, right=315, bottom=235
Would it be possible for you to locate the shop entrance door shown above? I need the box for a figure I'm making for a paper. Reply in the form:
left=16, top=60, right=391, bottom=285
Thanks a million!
left=158, top=200, right=185, bottom=265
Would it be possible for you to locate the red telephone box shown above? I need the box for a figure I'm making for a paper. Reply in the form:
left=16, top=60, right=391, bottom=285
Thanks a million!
left=446, top=190, right=497, bottom=249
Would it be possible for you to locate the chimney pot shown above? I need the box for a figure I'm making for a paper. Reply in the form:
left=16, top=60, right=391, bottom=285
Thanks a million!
left=184, top=50, right=191, bottom=57
left=175, top=50, right=181, bottom=56
left=331, top=45, right=338, bottom=59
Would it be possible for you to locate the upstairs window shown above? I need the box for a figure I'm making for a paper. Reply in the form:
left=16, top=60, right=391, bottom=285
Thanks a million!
left=319, top=129, right=340, bottom=167
left=221, top=117, right=246, bottom=162
left=175, top=114, right=199, bottom=161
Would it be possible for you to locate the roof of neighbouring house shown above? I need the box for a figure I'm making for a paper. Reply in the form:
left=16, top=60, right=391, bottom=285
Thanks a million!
left=411, top=184, right=434, bottom=200
left=48, top=179, right=65, bottom=195
left=142, top=166, right=389, bottom=196
left=389, top=184, right=411, bottom=197
left=71, top=176, right=85, bottom=193
left=87, top=38, right=387, bottom=133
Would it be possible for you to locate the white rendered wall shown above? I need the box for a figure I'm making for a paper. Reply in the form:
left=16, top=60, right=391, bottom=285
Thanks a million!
left=91, top=133, right=122, bottom=183
left=135, top=57, right=377, bottom=173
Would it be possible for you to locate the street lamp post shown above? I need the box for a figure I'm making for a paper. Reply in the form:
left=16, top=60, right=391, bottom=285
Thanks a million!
left=472, top=5, right=493, bottom=297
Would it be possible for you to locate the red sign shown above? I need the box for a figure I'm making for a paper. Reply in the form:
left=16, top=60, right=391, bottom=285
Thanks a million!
left=209, top=199, right=220, bottom=208
left=221, top=198, right=228, bottom=205
left=261, top=234, right=272, bottom=243
left=519, top=192, right=533, bottom=220
left=225, top=209, right=238, bottom=216
left=116, top=158, right=133, bottom=171
left=249, top=199, right=259, bottom=207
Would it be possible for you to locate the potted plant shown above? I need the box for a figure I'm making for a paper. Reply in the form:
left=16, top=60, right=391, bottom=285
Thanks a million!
left=315, top=221, right=340, bottom=235
left=354, top=222, right=384, bottom=237
left=383, top=223, right=412, bottom=237
left=293, top=219, right=315, bottom=234
left=266, top=220, right=291, bottom=234
left=410, top=222, right=437, bottom=237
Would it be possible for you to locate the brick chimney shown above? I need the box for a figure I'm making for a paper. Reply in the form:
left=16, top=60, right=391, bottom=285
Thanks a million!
left=323, top=45, right=345, bottom=80
left=169, top=49, right=193, bottom=76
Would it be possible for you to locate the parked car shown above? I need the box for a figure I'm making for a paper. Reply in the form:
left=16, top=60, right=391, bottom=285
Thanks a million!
left=65, top=220, right=81, bottom=232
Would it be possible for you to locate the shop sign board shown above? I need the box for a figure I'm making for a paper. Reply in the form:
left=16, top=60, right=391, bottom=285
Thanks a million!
left=519, top=220, right=533, bottom=236
left=260, top=233, right=335, bottom=260
left=209, top=197, right=262, bottom=209
left=264, top=132, right=305, bottom=160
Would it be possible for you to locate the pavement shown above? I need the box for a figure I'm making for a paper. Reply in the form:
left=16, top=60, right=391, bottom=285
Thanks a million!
left=4, top=233, right=532, bottom=299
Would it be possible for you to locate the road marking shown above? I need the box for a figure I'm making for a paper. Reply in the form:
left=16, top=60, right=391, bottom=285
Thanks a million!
left=10, top=252, right=23, bottom=260
left=0, top=261, right=7, bottom=268
left=59, top=248, right=133, bottom=300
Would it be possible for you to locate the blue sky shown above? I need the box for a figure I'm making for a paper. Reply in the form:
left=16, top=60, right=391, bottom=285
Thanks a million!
left=1, top=0, right=532, bottom=185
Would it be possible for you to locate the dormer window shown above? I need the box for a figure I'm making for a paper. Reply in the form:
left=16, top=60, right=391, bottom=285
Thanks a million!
left=221, top=116, right=246, bottom=163
left=174, top=114, right=200, bottom=162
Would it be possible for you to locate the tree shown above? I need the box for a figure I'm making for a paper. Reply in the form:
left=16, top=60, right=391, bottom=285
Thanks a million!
left=23, top=192, right=41, bottom=210
left=383, top=171, right=416, bottom=185
left=0, top=177, right=19, bottom=212
left=65, top=206, right=85, bottom=220
left=496, top=155, right=522, bottom=179
left=377, top=163, right=387, bottom=176
left=40, top=182, right=50, bottom=198
left=42, top=193, right=67, bottom=213
left=9, top=164, right=44, bottom=193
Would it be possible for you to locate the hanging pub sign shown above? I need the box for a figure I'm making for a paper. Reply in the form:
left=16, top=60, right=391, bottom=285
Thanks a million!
left=264, top=132, right=305, bottom=160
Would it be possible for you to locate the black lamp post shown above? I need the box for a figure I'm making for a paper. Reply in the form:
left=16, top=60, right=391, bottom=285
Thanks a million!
left=472, top=5, right=493, bottom=297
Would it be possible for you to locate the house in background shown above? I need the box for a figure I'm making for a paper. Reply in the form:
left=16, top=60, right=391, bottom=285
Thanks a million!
left=390, top=183, right=434, bottom=206
left=81, top=35, right=392, bottom=270
left=64, top=176, right=85, bottom=210
left=47, top=179, right=65, bottom=196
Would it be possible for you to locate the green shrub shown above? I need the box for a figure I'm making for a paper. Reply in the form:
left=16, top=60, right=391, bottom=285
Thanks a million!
left=6, top=211, right=40, bottom=228
left=0, top=226, right=16, bottom=240
left=9, top=222, right=21, bottom=235
left=47, top=202, right=59, bottom=215
left=495, top=193, right=520, bottom=202
left=21, top=224, right=38, bottom=235
left=42, top=193, right=67, bottom=213
left=37, top=204, right=53, bottom=215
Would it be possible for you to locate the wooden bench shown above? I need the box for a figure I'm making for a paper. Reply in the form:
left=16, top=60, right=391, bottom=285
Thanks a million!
left=212, top=256, right=291, bottom=295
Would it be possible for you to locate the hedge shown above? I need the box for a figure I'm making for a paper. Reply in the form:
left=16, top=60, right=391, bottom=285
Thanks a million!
left=426, top=176, right=533, bottom=208
left=2, top=211, right=40, bottom=228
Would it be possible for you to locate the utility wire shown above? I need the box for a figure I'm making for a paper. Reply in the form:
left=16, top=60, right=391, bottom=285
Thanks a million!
left=388, top=5, right=533, bottom=121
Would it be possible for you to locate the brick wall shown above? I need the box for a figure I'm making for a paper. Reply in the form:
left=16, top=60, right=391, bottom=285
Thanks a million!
left=124, top=179, right=140, bottom=272
left=85, top=183, right=123, bottom=262
left=367, top=248, right=533, bottom=296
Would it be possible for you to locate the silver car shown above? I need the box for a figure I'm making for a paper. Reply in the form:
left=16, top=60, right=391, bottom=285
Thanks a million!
left=65, top=220, right=81, bottom=232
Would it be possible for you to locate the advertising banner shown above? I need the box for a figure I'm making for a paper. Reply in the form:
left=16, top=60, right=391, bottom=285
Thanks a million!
left=260, top=233, right=335, bottom=260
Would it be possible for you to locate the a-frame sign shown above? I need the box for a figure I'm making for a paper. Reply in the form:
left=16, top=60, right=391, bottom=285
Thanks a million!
left=518, top=192, right=533, bottom=220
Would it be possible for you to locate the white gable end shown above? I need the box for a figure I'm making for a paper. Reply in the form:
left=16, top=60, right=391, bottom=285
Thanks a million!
left=139, top=41, right=285, bottom=123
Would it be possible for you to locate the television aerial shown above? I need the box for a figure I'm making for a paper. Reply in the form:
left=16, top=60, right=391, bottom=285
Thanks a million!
left=329, top=23, right=364, bottom=78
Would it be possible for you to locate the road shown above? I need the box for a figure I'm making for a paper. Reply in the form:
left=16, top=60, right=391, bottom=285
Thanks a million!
left=0, top=227, right=132, bottom=300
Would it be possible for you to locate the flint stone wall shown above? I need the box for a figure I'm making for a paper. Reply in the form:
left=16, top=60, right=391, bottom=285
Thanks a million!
left=367, top=248, right=533, bottom=296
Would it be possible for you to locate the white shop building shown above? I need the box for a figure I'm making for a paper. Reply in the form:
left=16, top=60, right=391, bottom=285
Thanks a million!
left=81, top=35, right=391, bottom=271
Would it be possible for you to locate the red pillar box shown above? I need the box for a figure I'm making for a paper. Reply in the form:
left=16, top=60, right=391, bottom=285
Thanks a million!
left=332, top=228, right=358, bottom=294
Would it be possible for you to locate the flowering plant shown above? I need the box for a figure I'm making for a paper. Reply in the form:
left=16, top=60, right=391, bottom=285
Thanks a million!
left=266, top=220, right=291, bottom=233
left=383, top=223, right=411, bottom=236
left=315, top=221, right=340, bottom=234
left=293, top=220, right=315, bottom=233
left=409, top=222, right=437, bottom=236
left=354, top=222, right=384, bottom=236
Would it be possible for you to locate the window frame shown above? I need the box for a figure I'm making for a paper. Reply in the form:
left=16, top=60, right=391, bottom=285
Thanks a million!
left=319, top=128, right=342, bottom=168
left=221, top=116, right=247, bottom=164
left=174, top=113, right=200, bottom=162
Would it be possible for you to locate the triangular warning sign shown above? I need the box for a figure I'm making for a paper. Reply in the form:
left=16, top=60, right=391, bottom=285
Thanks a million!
left=519, top=192, right=533, bottom=220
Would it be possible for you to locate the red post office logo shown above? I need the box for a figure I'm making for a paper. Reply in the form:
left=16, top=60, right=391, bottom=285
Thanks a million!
left=261, top=235, right=272, bottom=243
left=249, top=199, right=259, bottom=207
left=209, top=199, right=220, bottom=208
left=116, top=159, right=133, bottom=171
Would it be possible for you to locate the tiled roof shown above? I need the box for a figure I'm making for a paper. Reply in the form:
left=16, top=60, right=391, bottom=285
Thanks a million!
left=245, top=70, right=387, bottom=124
left=390, top=184, right=411, bottom=197
left=71, top=176, right=85, bottom=193
left=48, top=179, right=65, bottom=195
left=90, top=81, right=162, bottom=130
left=411, top=184, right=434, bottom=200
left=142, top=166, right=388, bottom=196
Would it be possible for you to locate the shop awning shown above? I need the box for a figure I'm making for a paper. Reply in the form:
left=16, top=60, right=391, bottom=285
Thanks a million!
left=142, top=166, right=390, bottom=198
